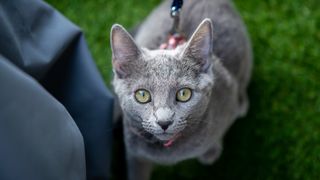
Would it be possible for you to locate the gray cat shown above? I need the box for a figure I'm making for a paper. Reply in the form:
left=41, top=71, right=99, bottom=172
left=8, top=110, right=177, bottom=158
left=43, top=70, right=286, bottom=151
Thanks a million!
left=110, top=0, right=252, bottom=179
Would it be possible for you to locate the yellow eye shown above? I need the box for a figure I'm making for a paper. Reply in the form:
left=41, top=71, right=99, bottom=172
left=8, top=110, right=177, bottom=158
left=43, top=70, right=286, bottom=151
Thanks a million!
left=176, top=88, right=192, bottom=102
left=134, top=89, right=151, bottom=104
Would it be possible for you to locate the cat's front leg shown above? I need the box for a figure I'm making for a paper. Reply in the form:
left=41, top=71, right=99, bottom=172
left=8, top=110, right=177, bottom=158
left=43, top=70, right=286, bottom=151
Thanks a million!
left=198, top=142, right=222, bottom=165
left=127, top=153, right=153, bottom=180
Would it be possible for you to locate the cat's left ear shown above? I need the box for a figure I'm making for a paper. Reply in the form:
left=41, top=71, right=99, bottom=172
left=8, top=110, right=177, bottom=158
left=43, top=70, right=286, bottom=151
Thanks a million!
left=181, top=18, right=213, bottom=72
left=110, top=24, right=142, bottom=78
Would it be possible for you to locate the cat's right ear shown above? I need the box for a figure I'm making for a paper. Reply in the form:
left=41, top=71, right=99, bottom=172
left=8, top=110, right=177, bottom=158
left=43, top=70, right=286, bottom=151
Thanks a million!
left=180, top=19, right=213, bottom=73
left=110, top=24, right=142, bottom=78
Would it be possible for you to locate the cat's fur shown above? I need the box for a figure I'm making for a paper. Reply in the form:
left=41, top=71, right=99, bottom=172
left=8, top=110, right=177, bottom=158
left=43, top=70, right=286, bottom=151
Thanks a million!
left=110, top=0, right=252, bottom=179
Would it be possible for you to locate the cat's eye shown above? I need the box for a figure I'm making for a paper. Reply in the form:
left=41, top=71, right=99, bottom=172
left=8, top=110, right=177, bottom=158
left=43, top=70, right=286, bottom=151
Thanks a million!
left=176, top=88, right=192, bottom=102
left=134, top=89, right=151, bottom=104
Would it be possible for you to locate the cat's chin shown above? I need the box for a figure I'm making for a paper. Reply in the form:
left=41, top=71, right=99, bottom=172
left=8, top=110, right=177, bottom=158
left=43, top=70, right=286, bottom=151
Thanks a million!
left=155, top=132, right=181, bottom=143
left=154, top=133, right=182, bottom=148
left=155, top=133, right=176, bottom=141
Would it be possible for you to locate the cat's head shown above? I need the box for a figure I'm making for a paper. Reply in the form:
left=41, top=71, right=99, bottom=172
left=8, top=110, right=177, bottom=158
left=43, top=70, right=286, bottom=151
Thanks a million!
left=111, top=19, right=215, bottom=143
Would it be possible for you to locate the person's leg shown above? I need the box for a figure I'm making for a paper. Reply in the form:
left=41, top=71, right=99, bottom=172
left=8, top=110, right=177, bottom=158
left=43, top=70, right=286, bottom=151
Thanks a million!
left=42, top=34, right=114, bottom=180
left=0, top=57, right=86, bottom=180
left=0, top=0, right=114, bottom=179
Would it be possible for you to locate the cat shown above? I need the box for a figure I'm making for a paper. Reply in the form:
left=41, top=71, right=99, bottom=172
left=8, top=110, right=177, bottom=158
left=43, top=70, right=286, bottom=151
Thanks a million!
left=110, top=0, right=252, bottom=179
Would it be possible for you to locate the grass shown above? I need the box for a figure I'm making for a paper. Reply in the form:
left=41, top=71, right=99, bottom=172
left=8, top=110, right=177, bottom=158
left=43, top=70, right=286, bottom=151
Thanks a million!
left=46, top=0, right=320, bottom=179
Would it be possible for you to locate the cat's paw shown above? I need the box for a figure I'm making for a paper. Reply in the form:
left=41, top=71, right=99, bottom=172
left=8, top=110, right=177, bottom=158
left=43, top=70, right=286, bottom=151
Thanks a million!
left=198, top=144, right=222, bottom=165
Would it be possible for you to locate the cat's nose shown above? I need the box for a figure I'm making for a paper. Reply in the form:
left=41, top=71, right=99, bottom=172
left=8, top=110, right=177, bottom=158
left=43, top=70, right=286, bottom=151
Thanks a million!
left=157, top=120, right=173, bottom=131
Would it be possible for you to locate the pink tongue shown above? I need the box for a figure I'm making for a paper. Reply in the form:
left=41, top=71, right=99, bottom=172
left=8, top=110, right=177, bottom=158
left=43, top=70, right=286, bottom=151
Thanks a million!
left=163, top=138, right=175, bottom=147
left=163, top=134, right=180, bottom=148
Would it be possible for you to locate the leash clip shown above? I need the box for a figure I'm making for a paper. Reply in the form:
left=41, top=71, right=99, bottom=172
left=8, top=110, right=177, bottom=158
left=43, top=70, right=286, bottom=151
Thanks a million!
left=170, top=0, right=183, bottom=34
left=159, top=0, right=185, bottom=50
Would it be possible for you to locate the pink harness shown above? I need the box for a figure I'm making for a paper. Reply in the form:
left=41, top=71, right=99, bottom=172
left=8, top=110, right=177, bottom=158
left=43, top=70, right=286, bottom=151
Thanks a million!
left=159, top=33, right=186, bottom=50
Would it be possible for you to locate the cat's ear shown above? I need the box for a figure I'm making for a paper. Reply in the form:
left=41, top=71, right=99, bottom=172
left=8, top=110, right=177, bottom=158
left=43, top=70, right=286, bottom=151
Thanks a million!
left=181, top=18, right=213, bottom=72
left=110, top=24, right=142, bottom=78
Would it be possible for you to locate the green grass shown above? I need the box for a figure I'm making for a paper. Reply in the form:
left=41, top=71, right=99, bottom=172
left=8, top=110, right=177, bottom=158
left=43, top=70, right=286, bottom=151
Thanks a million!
left=46, top=0, right=320, bottom=179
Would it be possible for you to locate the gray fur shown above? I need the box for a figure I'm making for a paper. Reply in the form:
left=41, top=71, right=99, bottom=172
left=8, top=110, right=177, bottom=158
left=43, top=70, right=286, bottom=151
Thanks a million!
left=110, top=0, right=252, bottom=179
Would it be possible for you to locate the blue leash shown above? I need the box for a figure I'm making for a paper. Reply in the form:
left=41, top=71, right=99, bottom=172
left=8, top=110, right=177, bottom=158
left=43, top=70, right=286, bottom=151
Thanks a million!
left=160, top=0, right=185, bottom=49
left=171, top=0, right=183, bottom=17
left=170, top=0, right=183, bottom=34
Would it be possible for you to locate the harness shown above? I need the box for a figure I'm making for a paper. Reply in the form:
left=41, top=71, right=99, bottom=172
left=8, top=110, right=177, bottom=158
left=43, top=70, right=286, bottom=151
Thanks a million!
left=159, top=0, right=186, bottom=50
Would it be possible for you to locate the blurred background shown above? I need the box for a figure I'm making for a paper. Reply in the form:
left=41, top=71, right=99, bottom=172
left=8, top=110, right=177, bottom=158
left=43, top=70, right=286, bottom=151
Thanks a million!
left=46, top=0, right=319, bottom=179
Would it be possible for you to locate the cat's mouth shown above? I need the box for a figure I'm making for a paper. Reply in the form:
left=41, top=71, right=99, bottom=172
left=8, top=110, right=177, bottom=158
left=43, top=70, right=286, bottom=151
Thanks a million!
left=155, top=133, right=181, bottom=148
left=128, top=125, right=181, bottom=147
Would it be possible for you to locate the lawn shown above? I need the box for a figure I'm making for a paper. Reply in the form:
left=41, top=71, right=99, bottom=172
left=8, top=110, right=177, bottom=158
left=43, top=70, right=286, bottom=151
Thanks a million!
left=46, top=0, right=320, bottom=179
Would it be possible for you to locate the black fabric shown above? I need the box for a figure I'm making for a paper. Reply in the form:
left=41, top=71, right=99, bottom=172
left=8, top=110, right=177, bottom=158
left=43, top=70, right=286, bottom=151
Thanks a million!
left=0, top=0, right=113, bottom=179
left=0, top=57, right=86, bottom=180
